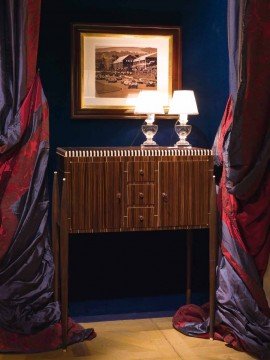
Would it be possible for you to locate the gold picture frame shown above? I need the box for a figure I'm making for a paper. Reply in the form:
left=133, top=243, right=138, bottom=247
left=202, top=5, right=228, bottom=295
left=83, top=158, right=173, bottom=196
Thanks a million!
left=71, top=24, right=182, bottom=119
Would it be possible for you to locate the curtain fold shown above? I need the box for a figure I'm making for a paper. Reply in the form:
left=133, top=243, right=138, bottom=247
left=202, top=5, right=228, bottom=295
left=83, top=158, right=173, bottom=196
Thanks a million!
left=0, top=0, right=95, bottom=352
left=173, top=1, right=270, bottom=358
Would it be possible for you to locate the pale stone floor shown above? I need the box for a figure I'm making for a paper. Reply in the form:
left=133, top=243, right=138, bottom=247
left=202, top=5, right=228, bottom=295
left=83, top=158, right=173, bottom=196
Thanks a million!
left=0, top=318, right=257, bottom=360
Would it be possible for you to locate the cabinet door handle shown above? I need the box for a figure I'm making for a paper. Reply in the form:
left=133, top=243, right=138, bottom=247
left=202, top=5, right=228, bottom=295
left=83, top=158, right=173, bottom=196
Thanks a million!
left=116, top=193, right=122, bottom=200
left=139, top=192, right=144, bottom=198
left=139, top=169, right=144, bottom=176
left=162, top=192, right=168, bottom=201
left=139, top=215, right=144, bottom=222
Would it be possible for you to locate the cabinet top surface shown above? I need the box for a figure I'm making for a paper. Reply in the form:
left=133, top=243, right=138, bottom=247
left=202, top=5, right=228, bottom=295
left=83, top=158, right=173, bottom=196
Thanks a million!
left=57, top=146, right=212, bottom=157
left=57, top=146, right=208, bottom=150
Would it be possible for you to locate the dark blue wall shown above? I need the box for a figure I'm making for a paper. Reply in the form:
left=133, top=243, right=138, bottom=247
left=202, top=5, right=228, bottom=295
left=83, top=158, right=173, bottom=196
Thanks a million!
left=39, top=0, right=228, bottom=302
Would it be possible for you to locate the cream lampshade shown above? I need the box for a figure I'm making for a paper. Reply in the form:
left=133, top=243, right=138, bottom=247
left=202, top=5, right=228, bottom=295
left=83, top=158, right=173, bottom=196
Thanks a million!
left=134, top=90, right=165, bottom=146
left=168, top=90, right=199, bottom=147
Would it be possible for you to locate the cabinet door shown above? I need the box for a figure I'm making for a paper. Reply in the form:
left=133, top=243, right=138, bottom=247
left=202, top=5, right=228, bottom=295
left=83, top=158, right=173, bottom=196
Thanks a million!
left=70, top=161, right=123, bottom=232
left=105, top=162, right=123, bottom=230
left=158, top=160, right=209, bottom=228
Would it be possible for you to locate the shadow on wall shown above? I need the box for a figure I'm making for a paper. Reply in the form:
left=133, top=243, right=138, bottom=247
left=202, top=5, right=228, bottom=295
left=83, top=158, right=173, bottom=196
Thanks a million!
left=68, top=229, right=210, bottom=302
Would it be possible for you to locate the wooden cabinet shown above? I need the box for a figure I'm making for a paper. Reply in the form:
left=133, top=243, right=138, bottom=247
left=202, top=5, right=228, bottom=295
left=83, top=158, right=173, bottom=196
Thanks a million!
left=54, top=147, right=217, bottom=349
left=57, top=147, right=213, bottom=233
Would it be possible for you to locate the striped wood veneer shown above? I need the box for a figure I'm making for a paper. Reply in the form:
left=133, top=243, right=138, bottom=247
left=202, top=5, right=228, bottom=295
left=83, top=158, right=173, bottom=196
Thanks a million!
left=56, top=147, right=213, bottom=233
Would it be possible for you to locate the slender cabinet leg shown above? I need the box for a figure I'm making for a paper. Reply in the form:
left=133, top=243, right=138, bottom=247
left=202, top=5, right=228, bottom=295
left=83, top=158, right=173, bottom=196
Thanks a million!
left=186, top=230, right=193, bottom=304
left=60, top=178, right=69, bottom=350
left=209, top=175, right=217, bottom=340
left=52, top=172, right=60, bottom=302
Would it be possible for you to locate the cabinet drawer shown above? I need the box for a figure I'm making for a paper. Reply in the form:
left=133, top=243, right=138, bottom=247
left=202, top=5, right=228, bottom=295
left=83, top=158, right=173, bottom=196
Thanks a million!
left=127, top=184, right=155, bottom=205
left=127, top=161, right=155, bottom=182
left=127, top=207, right=155, bottom=228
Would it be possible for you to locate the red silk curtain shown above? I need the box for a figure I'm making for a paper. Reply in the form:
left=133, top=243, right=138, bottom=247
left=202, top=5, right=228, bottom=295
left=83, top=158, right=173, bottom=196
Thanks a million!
left=0, top=0, right=95, bottom=352
left=174, top=1, right=270, bottom=358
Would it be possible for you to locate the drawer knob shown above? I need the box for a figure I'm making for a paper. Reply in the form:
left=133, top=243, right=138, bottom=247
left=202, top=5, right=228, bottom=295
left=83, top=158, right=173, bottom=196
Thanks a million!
left=139, top=169, right=144, bottom=175
left=116, top=193, right=121, bottom=200
left=139, top=192, right=144, bottom=198
left=139, top=215, right=144, bottom=221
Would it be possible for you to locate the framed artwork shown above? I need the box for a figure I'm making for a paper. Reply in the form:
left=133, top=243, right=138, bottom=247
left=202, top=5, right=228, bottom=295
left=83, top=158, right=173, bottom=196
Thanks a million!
left=71, top=24, right=182, bottom=119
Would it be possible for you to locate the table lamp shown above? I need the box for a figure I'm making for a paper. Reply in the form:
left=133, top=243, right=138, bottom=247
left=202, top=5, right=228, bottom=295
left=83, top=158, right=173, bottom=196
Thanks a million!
left=168, top=90, right=199, bottom=147
left=134, top=90, right=165, bottom=147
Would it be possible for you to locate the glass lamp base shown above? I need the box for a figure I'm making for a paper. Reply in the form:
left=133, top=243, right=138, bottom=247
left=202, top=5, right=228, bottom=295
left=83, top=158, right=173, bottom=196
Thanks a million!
left=175, top=139, right=192, bottom=147
left=141, top=122, right=158, bottom=147
left=141, top=140, right=158, bottom=147
left=174, top=121, right=192, bottom=147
